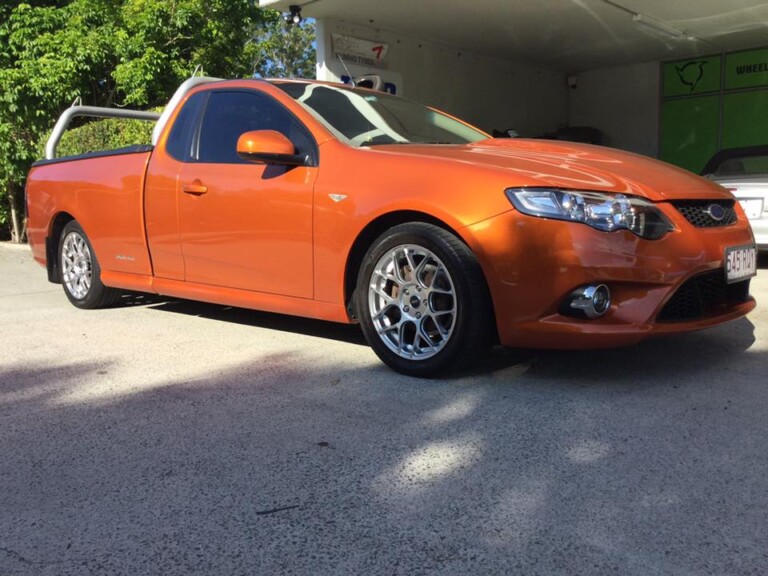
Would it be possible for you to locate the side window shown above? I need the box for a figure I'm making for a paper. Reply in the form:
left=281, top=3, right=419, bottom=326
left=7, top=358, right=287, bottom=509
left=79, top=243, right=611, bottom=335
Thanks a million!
left=165, top=92, right=206, bottom=161
left=197, top=90, right=315, bottom=164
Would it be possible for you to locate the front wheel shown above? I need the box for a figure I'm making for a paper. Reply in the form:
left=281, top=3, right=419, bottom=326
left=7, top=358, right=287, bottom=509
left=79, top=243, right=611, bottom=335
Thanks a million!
left=355, top=223, right=494, bottom=377
left=59, top=220, right=122, bottom=309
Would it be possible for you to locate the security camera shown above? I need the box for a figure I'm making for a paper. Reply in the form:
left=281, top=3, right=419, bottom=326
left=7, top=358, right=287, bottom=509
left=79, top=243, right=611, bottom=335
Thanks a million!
left=284, top=5, right=303, bottom=25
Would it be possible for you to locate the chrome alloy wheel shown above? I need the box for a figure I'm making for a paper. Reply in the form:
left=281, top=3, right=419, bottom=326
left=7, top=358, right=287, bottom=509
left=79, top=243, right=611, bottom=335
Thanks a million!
left=368, top=244, right=457, bottom=360
left=61, top=231, right=93, bottom=299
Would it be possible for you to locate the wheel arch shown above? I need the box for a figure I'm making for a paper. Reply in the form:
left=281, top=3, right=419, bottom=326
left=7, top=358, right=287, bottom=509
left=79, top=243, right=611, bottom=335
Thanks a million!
left=344, top=211, right=450, bottom=318
left=343, top=211, right=497, bottom=339
left=46, top=212, right=75, bottom=283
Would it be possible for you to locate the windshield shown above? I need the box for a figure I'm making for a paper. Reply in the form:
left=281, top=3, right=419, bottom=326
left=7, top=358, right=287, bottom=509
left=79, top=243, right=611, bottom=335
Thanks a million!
left=706, top=150, right=768, bottom=177
left=273, top=82, right=488, bottom=147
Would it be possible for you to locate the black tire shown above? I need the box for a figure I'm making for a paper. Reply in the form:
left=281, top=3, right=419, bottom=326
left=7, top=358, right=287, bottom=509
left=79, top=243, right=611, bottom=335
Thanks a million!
left=59, top=220, right=122, bottom=309
left=355, top=223, right=493, bottom=377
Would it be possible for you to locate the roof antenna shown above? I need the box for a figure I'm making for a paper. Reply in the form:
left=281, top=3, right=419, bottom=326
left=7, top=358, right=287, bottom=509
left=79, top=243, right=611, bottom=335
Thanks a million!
left=191, top=64, right=204, bottom=78
left=337, top=54, right=355, bottom=86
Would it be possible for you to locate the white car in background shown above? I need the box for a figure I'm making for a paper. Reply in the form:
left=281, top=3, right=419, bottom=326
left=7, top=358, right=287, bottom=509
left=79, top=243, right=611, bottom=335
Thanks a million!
left=702, top=147, right=768, bottom=251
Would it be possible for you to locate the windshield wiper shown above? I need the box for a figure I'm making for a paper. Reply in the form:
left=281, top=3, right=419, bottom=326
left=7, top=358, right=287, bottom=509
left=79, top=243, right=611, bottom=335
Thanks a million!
left=368, top=140, right=456, bottom=146
left=366, top=141, right=411, bottom=146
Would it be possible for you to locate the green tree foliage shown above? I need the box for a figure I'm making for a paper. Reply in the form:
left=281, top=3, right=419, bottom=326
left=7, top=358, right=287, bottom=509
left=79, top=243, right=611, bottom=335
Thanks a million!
left=56, top=109, right=162, bottom=157
left=0, top=0, right=316, bottom=241
left=250, top=13, right=316, bottom=79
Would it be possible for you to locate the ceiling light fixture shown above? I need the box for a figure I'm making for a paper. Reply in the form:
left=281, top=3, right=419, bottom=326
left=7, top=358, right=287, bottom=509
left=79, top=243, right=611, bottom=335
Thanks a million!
left=601, top=1, right=697, bottom=42
left=632, top=13, right=692, bottom=41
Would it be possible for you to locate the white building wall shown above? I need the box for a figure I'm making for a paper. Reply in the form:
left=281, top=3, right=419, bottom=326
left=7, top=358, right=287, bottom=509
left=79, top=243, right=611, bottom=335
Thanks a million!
left=315, top=19, right=568, bottom=138
left=568, top=62, right=660, bottom=158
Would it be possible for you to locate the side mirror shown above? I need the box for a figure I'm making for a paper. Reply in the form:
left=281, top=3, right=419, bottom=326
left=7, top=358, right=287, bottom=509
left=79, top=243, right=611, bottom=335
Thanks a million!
left=236, top=130, right=308, bottom=166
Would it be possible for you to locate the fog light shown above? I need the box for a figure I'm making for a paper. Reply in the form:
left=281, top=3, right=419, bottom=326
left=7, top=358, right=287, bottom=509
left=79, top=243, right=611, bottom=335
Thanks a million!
left=564, top=284, right=611, bottom=319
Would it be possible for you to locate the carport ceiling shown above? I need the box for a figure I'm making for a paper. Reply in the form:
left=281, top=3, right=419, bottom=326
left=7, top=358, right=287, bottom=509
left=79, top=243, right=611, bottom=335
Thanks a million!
left=261, top=0, right=768, bottom=72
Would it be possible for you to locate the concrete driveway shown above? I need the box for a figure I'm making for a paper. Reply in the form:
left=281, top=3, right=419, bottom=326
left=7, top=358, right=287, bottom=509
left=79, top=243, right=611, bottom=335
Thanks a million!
left=1, top=242, right=767, bottom=575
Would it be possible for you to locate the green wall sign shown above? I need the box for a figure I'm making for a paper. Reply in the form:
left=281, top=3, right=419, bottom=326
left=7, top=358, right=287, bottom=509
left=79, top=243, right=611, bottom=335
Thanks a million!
left=660, top=96, right=720, bottom=173
left=661, top=48, right=768, bottom=171
left=725, top=48, right=768, bottom=90
left=722, top=91, right=768, bottom=149
left=663, top=56, right=721, bottom=97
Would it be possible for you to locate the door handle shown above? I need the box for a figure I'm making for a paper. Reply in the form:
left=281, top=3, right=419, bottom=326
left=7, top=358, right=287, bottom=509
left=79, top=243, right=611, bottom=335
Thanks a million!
left=182, top=181, right=208, bottom=195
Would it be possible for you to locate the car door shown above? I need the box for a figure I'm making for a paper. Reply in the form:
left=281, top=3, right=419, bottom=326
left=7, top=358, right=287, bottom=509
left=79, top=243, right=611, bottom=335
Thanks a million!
left=177, top=89, right=318, bottom=298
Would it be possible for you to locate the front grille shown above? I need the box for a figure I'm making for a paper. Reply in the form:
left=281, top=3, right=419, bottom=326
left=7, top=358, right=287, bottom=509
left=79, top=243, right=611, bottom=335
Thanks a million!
left=671, top=200, right=737, bottom=228
left=657, top=270, right=750, bottom=322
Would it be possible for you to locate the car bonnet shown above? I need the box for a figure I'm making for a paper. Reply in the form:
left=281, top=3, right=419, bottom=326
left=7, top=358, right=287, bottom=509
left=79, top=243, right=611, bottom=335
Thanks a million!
left=370, top=138, right=732, bottom=202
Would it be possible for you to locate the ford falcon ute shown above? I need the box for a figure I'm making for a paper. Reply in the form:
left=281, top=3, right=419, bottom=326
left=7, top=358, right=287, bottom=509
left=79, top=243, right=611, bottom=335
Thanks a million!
left=26, top=78, right=758, bottom=376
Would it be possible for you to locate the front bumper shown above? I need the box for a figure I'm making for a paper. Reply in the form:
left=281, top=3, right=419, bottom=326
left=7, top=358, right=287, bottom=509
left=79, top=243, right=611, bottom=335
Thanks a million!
left=462, top=203, right=756, bottom=349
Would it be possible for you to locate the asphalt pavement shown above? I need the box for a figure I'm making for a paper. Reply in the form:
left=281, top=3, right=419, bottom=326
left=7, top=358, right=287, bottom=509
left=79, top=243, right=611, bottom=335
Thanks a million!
left=1, top=242, right=767, bottom=575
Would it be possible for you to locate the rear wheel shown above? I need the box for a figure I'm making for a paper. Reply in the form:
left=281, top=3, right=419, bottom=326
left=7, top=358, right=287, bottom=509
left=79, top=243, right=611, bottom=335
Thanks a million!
left=356, top=223, right=493, bottom=377
left=60, top=221, right=122, bottom=309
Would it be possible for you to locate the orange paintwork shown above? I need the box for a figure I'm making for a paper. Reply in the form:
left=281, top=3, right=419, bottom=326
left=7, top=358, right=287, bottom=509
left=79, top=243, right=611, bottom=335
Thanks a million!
left=236, top=129, right=294, bottom=156
left=27, top=151, right=154, bottom=277
left=26, top=79, right=756, bottom=348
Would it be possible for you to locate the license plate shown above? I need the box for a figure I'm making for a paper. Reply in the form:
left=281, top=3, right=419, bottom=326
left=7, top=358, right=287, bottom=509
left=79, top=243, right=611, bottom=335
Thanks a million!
left=725, top=244, right=757, bottom=284
left=738, top=198, right=764, bottom=220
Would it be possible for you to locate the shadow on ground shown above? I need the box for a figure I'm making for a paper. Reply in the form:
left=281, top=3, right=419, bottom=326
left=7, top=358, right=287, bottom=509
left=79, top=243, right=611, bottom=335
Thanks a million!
left=1, top=315, right=766, bottom=575
left=118, top=293, right=368, bottom=347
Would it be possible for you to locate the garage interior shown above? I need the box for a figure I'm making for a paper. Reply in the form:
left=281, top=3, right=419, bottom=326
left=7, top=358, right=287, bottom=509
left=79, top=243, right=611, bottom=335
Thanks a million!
left=260, top=0, right=768, bottom=172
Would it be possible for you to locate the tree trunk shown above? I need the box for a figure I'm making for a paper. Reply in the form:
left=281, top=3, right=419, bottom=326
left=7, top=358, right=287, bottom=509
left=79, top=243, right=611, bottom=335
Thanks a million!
left=8, top=181, right=23, bottom=244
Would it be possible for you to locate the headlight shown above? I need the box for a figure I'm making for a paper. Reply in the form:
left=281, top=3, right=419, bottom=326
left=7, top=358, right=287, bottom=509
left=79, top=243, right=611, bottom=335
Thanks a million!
left=505, top=187, right=673, bottom=240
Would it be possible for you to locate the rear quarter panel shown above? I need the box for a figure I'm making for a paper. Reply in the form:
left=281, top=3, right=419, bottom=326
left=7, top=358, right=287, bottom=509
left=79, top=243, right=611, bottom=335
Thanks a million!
left=26, top=151, right=154, bottom=276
